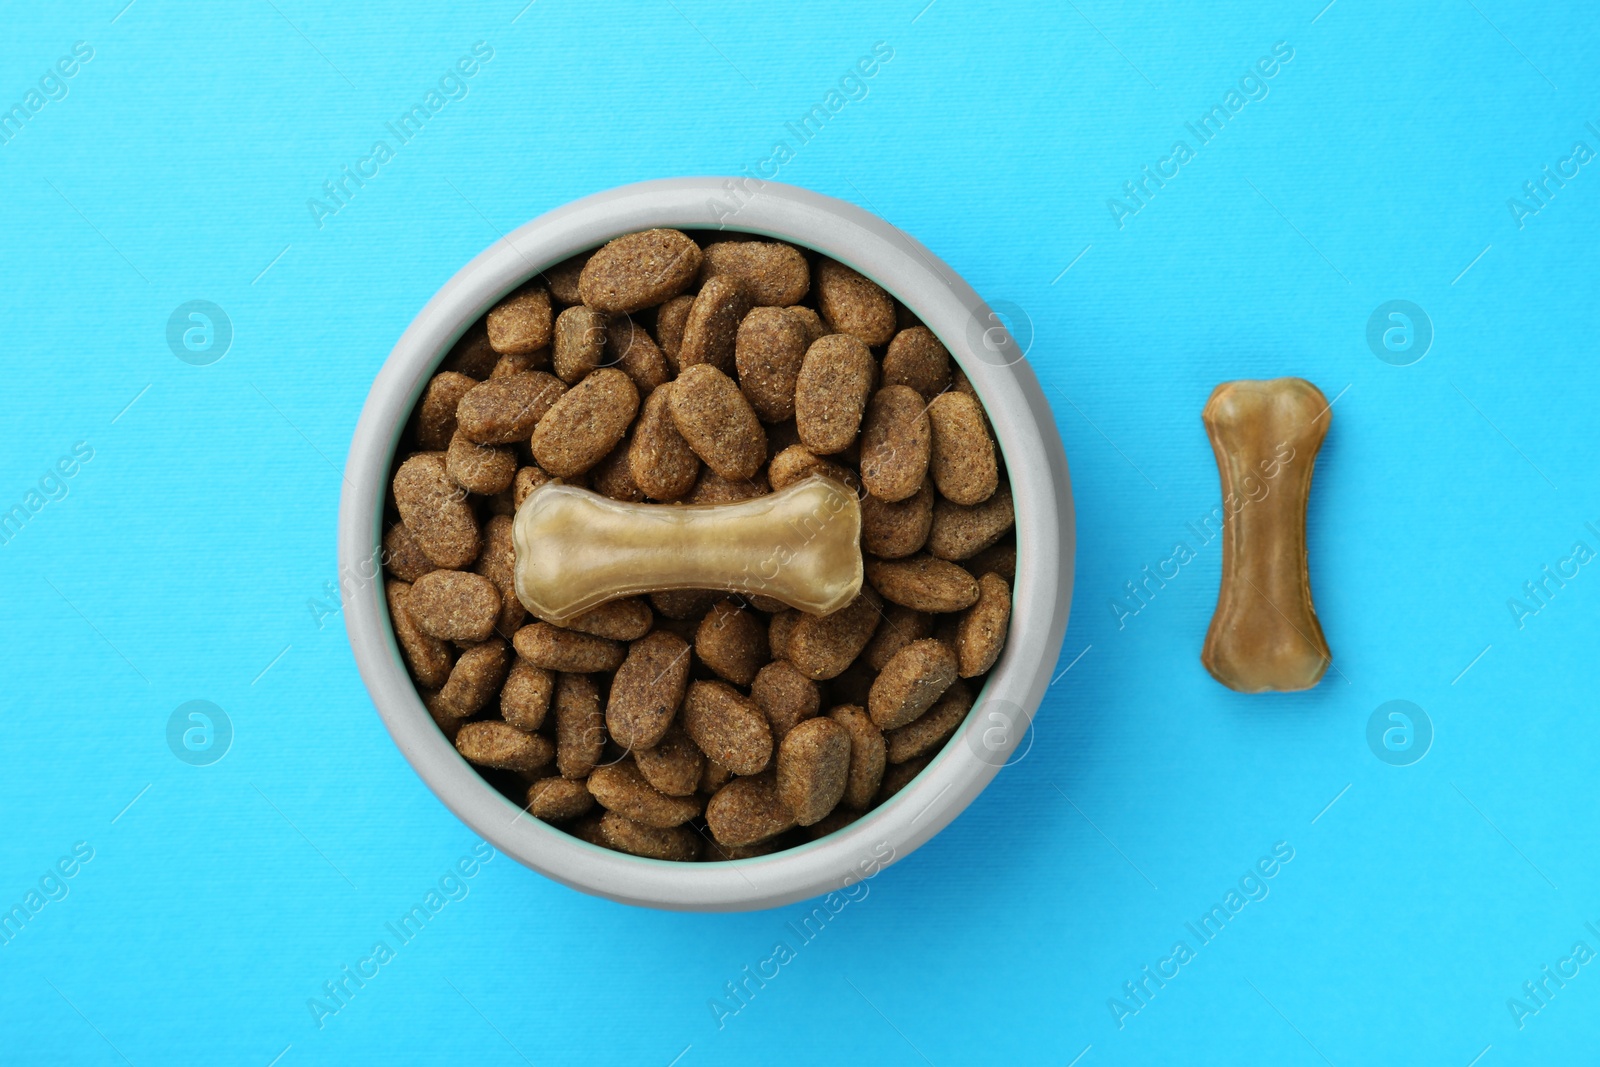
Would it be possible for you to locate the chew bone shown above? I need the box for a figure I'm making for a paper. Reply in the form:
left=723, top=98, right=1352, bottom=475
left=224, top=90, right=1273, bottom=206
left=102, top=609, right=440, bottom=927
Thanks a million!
left=1201, top=377, right=1332, bottom=693
left=513, top=475, right=861, bottom=622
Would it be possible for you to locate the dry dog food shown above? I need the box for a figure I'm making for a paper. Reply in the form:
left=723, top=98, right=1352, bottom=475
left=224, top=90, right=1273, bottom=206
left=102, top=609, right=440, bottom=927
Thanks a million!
left=384, top=228, right=1017, bottom=862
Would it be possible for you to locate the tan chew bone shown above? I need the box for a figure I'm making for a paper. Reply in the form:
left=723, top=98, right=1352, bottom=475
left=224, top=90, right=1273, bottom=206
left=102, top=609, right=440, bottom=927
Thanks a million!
left=1201, top=378, right=1332, bottom=693
left=512, top=475, right=862, bottom=622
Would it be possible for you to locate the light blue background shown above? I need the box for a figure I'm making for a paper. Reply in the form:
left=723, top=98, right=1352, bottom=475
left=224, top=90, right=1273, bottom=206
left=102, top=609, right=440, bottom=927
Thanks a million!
left=1, top=1, right=1595, bottom=1063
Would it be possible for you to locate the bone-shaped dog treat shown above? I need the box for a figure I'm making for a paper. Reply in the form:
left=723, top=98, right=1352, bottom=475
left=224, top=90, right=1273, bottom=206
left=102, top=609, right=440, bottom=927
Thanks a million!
left=512, top=475, right=862, bottom=622
left=1201, top=378, right=1332, bottom=693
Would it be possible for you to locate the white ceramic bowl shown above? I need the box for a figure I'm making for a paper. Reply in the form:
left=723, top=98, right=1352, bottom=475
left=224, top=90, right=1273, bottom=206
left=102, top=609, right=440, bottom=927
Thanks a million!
left=339, top=178, right=1074, bottom=911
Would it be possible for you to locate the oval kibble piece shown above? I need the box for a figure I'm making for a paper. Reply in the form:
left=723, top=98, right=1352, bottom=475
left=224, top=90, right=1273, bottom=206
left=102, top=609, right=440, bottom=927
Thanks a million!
left=383, top=523, right=436, bottom=583
left=736, top=306, right=810, bottom=422
left=967, top=537, right=1016, bottom=582
left=767, top=445, right=859, bottom=494
left=526, top=776, right=593, bottom=822
left=868, top=638, right=958, bottom=729
left=815, top=259, right=896, bottom=346
left=678, top=276, right=749, bottom=375
left=530, top=367, right=640, bottom=477
left=702, top=240, right=810, bottom=306
left=768, top=609, right=800, bottom=660
left=786, top=589, right=882, bottom=681
left=928, top=485, right=1015, bottom=560
left=445, top=431, right=517, bottom=495
left=588, top=762, right=703, bottom=828
left=579, top=229, right=702, bottom=314
left=881, top=326, right=953, bottom=400
left=927, top=392, right=999, bottom=506
left=473, top=515, right=526, bottom=637
left=628, top=384, right=700, bottom=501
left=589, top=439, right=644, bottom=503
left=599, top=811, right=702, bottom=861
left=682, top=680, right=773, bottom=776
left=667, top=364, right=767, bottom=480
left=501, top=657, right=554, bottom=731
left=795, top=334, right=875, bottom=456
left=456, top=721, right=554, bottom=775
left=750, top=660, right=820, bottom=743
left=862, top=604, right=934, bottom=671
left=695, top=600, right=767, bottom=686
left=408, top=570, right=501, bottom=643
left=828, top=705, right=886, bottom=809
left=706, top=774, right=796, bottom=847
left=605, top=314, right=671, bottom=393
left=490, top=348, right=548, bottom=378
left=634, top=727, right=704, bottom=797
left=553, top=305, right=607, bottom=383
left=956, top=573, right=1012, bottom=677
left=456, top=371, right=566, bottom=445
left=860, top=479, right=934, bottom=559
left=393, top=453, right=480, bottom=568
left=654, top=294, right=694, bottom=370
left=416, top=371, right=477, bottom=450
left=885, top=680, right=973, bottom=763
left=541, top=252, right=590, bottom=306
left=684, top=468, right=768, bottom=505
left=776, top=717, right=851, bottom=826
left=786, top=306, right=827, bottom=346
left=437, top=637, right=509, bottom=718
left=440, top=321, right=499, bottom=379
left=864, top=555, right=981, bottom=613
left=554, top=673, right=605, bottom=779
left=650, top=588, right=721, bottom=621
left=605, top=631, right=692, bottom=750
left=513, top=622, right=626, bottom=673
left=859, top=385, right=932, bottom=503
left=486, top=284, right=553, bottom=355
left=386, top=580, right=454, bottom=689
left=559, top=597, right=653, bottom=641
left=513, top=465, right=556, bottom=508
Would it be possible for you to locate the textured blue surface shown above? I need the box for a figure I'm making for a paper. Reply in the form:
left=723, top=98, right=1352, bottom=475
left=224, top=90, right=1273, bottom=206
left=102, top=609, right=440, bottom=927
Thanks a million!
left=2, top=1, right=1596, bottom=1063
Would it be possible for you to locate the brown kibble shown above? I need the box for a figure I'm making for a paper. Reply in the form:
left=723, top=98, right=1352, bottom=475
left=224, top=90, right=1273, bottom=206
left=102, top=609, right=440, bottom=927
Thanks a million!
left=705, top=774, right=795, bottom=846
left=699, top=759, right=735, bottom=795
left=865, top=555, right=981, bottom=613
left=859, top=385, right=932, bottom=502
left=860, top=479, right=934, bottom=559
left=456, top=721, right=554, bottom=775
left=881, top=327, right=952, bottom=400
left=877, top=752, right=932, bottom=803
left=668, top=364, right=766, bottom=480
left=695, top=600, right=767, bottom=686
left=589, top=439, right=644, bottom=502
left=956, top=573, right=1012, bottom=678
left=526, top=776, right=593, bottom=822
left=776, top=717, right=851, bottom=826
left=560, top=597, right=653, bottom=641
left=828, top=705, right=886, bottom=809
left=554, top=673, right=605, bottom=779
left=786, top=306, right=827, bottom=346
left=682, top=680, right=773, bottom=776
left=436, top=637, right=509, bottom=718
left=500, top=658, right=554, bottom=731
left=588, top=762, right=703, bottom=828
left=416, top=371, right=477, bottom=450
left=408, top=570, right=501, bottom=643
left=490, top=348, right=548, bottom=378
left=383, top=523, right=436, bottom=583
left=750, top=660, right=821, bottom=742
left=439, top=321, right=499, bottom=379
left=393, top=453, right=480, bottom=568
left=786, top=588, right=882, bottom=681
left=678, top=276, right=749, bottom=375
left=628, top=384, right=700, bottom=501
left=967, top=538, right=1016, bottom=582
left=386, top=580, right=454, bottom=689
left=423, top=692, right=461, bottom=740
left=456, top=371, right=566, bottom=444
left=605, top=631, right=692, bottom=750
left=553, top=305, right=607, bottom=383
left=862, top=604, right=934, bottom=671
left=927, top=392, right=999, bottom=505
left=768, top=609, right=799, bottom=659
left=649, top=589, right=721, bottom=622
left=530, top=367, right=640, bottom=477
left=684, top=468, right=768, bottom=505
left=579, top=229, right=702, bottom=313
left=795, top=335, right=875, bottom=456
left=735, top=306, right=810, bottom=422
left=634, top=728, right=704, bottom=797
left=654, top=294, right=694, bottom=370
left=513, top=622, right=625, bottom=673
left=605, top=314, right=671, bottom=393
left=486, top=284, right=553, bottom=355
left=767, top=445, right=859, bottom=494
left=886, top=680, right=972, bottom=763
left=513, top=465, right=556, bottom=508
left=445, top=431, right=517, bottom=495
left=599, top=811, right=702, bottom=860
left=815, top=259, right=896, bottom=346
left=929, top=485, right=1015, bottom=560
left=541, top=252, right=591, bottom=305
left=701, top=241, right=809, bottom=306
left=868, top=638, right=958, bottom=729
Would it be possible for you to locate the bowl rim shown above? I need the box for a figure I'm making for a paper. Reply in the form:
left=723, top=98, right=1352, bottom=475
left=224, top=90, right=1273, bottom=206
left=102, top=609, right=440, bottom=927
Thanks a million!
left=339, top=177, right=1075, bottom=911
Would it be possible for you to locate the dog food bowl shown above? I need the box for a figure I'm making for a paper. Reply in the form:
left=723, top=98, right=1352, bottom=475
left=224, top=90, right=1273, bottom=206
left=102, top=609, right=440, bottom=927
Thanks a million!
left=339, top=178, right=1074, bottom=910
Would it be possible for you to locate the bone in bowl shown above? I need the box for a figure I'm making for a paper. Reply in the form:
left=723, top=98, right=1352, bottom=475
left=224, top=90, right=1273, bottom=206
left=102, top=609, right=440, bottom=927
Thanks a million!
left=338, top=178, right=1075, bottom=911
